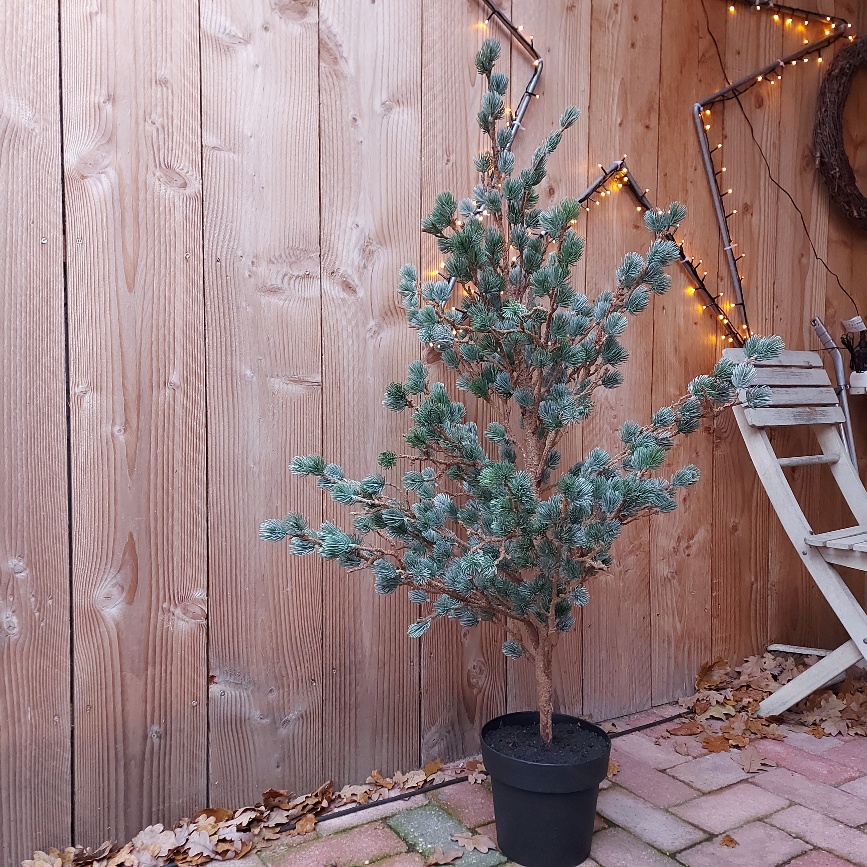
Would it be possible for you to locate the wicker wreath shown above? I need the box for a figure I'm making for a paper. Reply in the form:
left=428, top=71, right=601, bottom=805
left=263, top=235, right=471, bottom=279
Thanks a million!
left=814, top=36, right=867, bottom=230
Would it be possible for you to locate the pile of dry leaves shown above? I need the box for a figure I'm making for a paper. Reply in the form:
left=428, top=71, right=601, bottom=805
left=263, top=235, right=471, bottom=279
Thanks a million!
left=653, top=651, right=867, bottom=762
left=23, top=760, right=486, bottom=867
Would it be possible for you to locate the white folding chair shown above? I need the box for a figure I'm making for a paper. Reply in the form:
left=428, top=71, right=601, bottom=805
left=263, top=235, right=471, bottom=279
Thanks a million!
left=724, top=348, right=867, bottom=717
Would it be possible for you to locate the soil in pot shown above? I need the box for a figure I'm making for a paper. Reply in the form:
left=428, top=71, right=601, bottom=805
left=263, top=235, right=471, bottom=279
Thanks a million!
left=484, top=718, right=609, bottom=765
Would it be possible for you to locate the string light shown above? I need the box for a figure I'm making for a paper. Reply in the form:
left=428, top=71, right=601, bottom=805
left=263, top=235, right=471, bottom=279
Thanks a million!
left=691, top=0, right=853, bottom=343
left=444, top=0, right=855, bottom=350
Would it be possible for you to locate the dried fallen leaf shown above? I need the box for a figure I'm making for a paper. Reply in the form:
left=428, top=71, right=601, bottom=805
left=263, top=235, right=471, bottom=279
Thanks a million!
left=424, top=758, right=444, bottom=777
left=468, top=770, right=487, bottom=784
left=195, top=808, right=233, bottom=825
left=674, top=740, right=692, bottom=756
left=698, top=703, right=736, bottom=722
left=701, top=734, right=731, bottom=753
left=734, top=745, right=776, bottom=773
left=291, top=814, right=316, bottom=837
left=607, top=757, right=620, bottom=777
left=696, top=657, right=730, bottom=690
left=368, top=769, right=394, bottom=789
left=424, top=847, right=462, bottom=865
left=808, top=726, right=827, bottom=739
left=451, top=832, right=496, bottom=853
left=720, top=834, right=738, bottom=848
left=667, top=718, right=704, bottom=736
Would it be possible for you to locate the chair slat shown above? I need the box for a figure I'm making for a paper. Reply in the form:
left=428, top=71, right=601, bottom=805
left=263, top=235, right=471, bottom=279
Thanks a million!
left=806, top=525, right=867, bottom=544
left=723, top=348, right=824, bottom=368
left=825, top=533, right=867, bottom=551
left=743, top=405, right=845, bottom=427
left=750, top=368, right=832, bottom=387
left=778, top=454, right=839, bottom=467
left=762, top=387, right=839, bottom=406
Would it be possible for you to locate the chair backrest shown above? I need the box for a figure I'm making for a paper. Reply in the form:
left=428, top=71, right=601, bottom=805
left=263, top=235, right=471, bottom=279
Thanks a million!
left=722, top=348, right=845, bottom=428
left=723, top=347, right=867, bottom=530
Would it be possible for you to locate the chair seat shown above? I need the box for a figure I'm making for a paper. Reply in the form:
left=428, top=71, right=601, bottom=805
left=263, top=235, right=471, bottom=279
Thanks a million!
left=805, top=526, right=867, bottom=552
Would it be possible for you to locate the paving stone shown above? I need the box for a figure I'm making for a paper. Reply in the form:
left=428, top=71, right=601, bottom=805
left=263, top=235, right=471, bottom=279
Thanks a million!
left=767, top=805, right=867, bottom=867
left=670, top=781, right=789, bottom=834
left=435, top=782, right=496, bottom=828
left=605, top=709, right=667, bottom=733
left=318, top=795, right=428, bottom=835
left=652, top=703, right=687, bottom=717
left=596, top=787, right=706, bottom=853
left=756, top=739, right=862, bottom=787
left=259, top=821, right=406, bottom=867
left=841, top=776, right=867, bottom=801
left=375, top=856, right=426, bottom=867
left=612, top=732, right=693, bottom=770
left=387, top=804, right=505, bottom=867
left=666, top=752, right=750, bottom=792
left=476, top=822, right=497, bottom=847
left=823, top=738, right=867, bottom=773
left=781, top=731, right=851, bottom=755
left=609, top=747, right=699, bottom=808
left=675, top=821, right=810, bottom=867
left=225, top=858, right=262, bottom=867
left=786, top=851, right=861, bottom=867
left=753, top=768, right=867, bottom=827
left=590, top=827, right=681, bottom=865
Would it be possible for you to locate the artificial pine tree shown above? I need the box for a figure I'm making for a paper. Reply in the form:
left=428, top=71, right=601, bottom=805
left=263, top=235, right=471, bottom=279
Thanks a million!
left=261, top=38, right=781, bottom=744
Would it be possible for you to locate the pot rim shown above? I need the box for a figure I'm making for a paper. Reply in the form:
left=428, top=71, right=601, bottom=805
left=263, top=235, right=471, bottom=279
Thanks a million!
left=480, top=710, right=610, bottom=771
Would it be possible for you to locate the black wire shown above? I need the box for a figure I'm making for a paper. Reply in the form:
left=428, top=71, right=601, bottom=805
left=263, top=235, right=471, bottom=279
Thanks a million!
left=699, top=0, right=861, bottom=318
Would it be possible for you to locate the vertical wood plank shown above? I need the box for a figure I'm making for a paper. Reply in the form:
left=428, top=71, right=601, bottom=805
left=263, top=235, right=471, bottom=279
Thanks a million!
left=505, top=0, right=591, bottom=719
left=419, top=1, right=507, bottom=763
left=319, top=0, right=422, bottom=783
left=62, top=0, right=207, bottom=842
left=650, top=0, right=722, bottom=705
left=768, top=1, right=848, bottom=652
left=711, top=1, right=781, bottom=665
left=202, top=0, right=324, bottom=803
left=0, top=4, right=70, bottom=863
left=581, top=0, right=663, bottom=721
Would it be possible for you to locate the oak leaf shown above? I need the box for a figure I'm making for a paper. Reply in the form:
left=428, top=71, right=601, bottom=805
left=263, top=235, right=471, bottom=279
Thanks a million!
left=451, top=832, right=496, bottom=853
left=720, top=834, right=738, bottom=848
left=291, top=814, right=316, bottom=836
left=468, top=770, right=487, bottom=784
left=607, top=757, right=620, bottom=777
left=696, top=657, right=730, bottom=690
left=668, top=719, right=704, bottom=736
left=424, top=759, right=444, bottom=777
left=734, top=745, right=776, bottom=773
left=425, top=847, right=462, bottom=865
left=701, top=734, right=731, bottom=753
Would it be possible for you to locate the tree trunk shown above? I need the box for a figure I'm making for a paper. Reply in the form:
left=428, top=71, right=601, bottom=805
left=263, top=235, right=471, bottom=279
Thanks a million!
left=535, top=637, right=554, bottom=743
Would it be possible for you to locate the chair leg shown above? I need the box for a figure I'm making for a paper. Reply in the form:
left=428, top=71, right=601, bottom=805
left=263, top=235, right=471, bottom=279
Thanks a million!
left=757, top=640, right=863, bottom=717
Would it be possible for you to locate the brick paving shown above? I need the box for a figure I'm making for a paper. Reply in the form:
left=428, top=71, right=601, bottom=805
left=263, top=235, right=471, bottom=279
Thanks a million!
left=240, top=711, right=867, bottom=867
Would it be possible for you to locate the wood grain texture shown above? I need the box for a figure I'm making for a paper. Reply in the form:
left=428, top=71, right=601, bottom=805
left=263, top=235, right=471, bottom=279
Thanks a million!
left=0, top=4, right=70, bottom=863
left=580, top=0, right=663, bottom=722
left=61, top=0, right=207, bottom=843
left=201, top=0, right=324, bottom=803
left=766, top=0, right=843, bottom=652
left=419, top=0, right=506, bottom=764
left=649, top=0, right=721, bottom=705
left=4, top=3, right=867, bottom=856
left=711, top=1, right=782, bottom=665
left=502, top=0, right=592, bottom=720
left=319, top=0, right=422, bottom=783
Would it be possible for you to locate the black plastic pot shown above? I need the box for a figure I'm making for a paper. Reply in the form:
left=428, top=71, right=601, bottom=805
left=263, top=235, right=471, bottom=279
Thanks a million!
left=480, top=711, right=611, bottom=867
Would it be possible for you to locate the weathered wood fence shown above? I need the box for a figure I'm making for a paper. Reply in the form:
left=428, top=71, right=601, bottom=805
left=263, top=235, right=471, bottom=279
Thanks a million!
left=1, top=0, right=865, bottom=861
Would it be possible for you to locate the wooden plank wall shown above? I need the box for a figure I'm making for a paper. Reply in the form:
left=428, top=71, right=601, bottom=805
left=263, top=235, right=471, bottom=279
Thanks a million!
left=0, top=0, right=864, bottom=860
